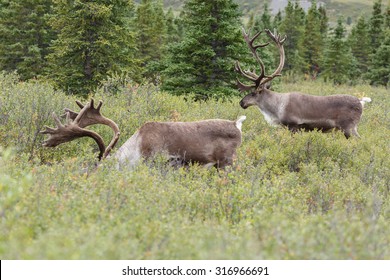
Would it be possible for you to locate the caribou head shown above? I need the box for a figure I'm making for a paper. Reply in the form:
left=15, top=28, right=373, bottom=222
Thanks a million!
left=41, top=99, right=246, bottom=168
left=235, top=28, right=371, bottom=138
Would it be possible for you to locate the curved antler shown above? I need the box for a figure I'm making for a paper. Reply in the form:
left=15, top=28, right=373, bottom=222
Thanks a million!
left=63, top=99, right=120, bottom=159
left=235, top=28, right=270, bottom=91
left=235, top=27, right=287, bottom=92
left=259, top=29, right=286, bottom=86
left=41, top=99, right=120, bottom=160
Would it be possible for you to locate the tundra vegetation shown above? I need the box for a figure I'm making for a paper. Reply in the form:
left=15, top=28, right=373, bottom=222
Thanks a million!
left=0, top=73, right=389, bottom=259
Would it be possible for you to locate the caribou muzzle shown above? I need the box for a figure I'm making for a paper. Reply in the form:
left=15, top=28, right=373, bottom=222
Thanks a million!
left=240, top=99, right=249, bottom=109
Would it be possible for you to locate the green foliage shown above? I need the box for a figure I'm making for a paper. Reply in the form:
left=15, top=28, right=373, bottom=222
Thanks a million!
left=0, top=0, right=54, bottom=80
left=161, top=0, right=246, bottom=100
left=273, top=10, right=283, bottom=29
left=0, top=0, right=389, bottom=99
left=322, top=19, right=358, bottom=84
left=47, top=0, right=140, bottom=96
left=165, top=8, right=184, bottom=44
left=369, top=0, right=385, bottom=52
left=279, top=1, right=305, bottom=72
left=135, top=0, right=167, bottom=82
left=317, top=5, right=329, bottom=35
left=0, top=72, right=74, bottom=161
left=301, top=1, right=324, bottom=76
left=367, top=29, right=390, bottom=86
left=247, top=3, right=272, bottom=31
left=386, top=3, right=390, bottom=29
left=348, top=16, right=371, bottom=78
left=0, top=73, right=389, bottom=259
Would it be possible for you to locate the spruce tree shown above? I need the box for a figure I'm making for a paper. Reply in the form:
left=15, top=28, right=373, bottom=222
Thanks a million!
left=247, top=4, right=273, bottom=31
left=162, top=0, right=245, bottom=99
left=279, top=1, right=305, bottom=72
left=385, top=3, right=390, bottom=29
left=273, top=10, right=283, bottom=29
left=348, top=16, right=371, bottom=77
left=165, top=8, right=182, bottom=43
left=369, top=0, right=385, bottom=53
left=367, top=29, right=390, bottom=86
left=0, top=0, right=54, bottom=80
left=253, top=3, right=272, bottom=31
left=48, top=0, right=139, bottom=96
left=301, top=1, right=324, bottom=77
left=246, top=11, right=255, bottom=30
left=318, top=5, right=328, bottom=37
left=135, top=0, right=166, bottom=82
left=322, top=19, right=357, bottom=84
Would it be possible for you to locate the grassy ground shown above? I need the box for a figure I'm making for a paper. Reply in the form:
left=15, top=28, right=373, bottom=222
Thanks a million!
left=0, top=73, right=389, bottom=259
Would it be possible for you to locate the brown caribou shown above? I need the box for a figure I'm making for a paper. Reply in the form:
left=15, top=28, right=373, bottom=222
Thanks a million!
left=235, top=28, right=371, bottom=138
left=40, top=99, right=246, bottom=168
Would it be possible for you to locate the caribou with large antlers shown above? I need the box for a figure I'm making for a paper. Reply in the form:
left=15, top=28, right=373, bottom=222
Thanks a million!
left=41, top=99, right=246, bottom=168
left=235, top=28, right=371, bottom=138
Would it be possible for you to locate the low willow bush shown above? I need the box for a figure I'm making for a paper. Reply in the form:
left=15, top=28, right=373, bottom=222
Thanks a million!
left=0, top=73, right=389, bottom=259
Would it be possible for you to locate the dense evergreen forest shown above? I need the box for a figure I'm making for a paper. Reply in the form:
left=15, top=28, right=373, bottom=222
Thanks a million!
left=0, top=0, right=389, bottom=99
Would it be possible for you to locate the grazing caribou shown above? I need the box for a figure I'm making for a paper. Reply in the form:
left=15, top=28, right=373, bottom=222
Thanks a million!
left=40, top=99, right=246, bottom=168
left=235, top=28, right=371, bottom=138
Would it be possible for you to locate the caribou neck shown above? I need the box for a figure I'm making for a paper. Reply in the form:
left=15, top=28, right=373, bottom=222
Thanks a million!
left=256, top=88, right=287, bottom=125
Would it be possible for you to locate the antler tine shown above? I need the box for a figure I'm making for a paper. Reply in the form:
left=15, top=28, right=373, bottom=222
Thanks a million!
left=75, top=100, right=84, bottom=109
left=265, top=29, right=287, bottom=45
left=40, top=112, right=62, bottom=138
left=235, top=61, right=259, bottom=82
left=236, top=78, right=256, bottom=92
left=64, top=99, right=100, bottom=122
left=74, top=100, right=92, bottom=124
left=41, top=99, right=121, bottom=160
left=62, top=99, right=87, bottom=121
left=103, top=130, right=120, bottom=159
left=96, top=100, right=103, bottom=111
left=64, top=98, right=120, bottom=158
left=52, top=112, right=64, bottom=128
left=40, top=111, right=106, bottom=160
left=248, top=31, right=270, bottom=49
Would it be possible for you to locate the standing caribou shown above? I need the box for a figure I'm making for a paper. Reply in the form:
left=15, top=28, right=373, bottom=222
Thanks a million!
left=235, top=28, right=371, bottom=138
left=40, top=99, right=246, bottom=168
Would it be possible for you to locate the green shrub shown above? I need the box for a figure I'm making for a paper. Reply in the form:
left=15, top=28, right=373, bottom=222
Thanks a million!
left=0, top=73, right=389, bottom=259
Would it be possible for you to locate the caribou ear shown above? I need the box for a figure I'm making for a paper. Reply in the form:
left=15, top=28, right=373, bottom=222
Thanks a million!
left=259, top=82, right=272, bottom=92
left=264, top=81, right=272, bottom=89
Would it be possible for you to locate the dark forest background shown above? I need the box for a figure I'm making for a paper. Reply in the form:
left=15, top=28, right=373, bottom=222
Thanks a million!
left=0, top=0, right=389, bottom=99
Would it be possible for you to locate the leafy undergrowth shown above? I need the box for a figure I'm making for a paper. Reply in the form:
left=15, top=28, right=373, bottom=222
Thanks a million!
left=0, top=73, right=389, bottom=259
